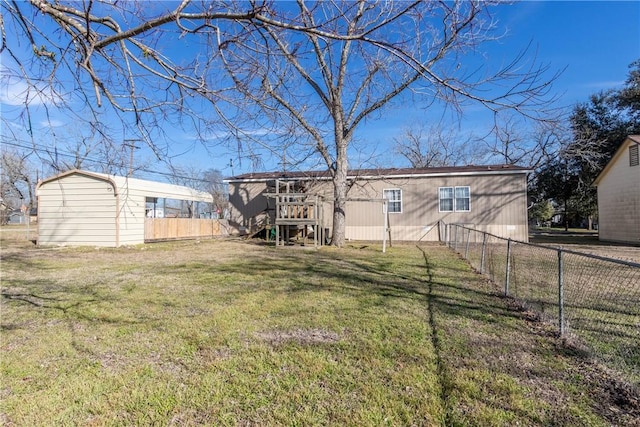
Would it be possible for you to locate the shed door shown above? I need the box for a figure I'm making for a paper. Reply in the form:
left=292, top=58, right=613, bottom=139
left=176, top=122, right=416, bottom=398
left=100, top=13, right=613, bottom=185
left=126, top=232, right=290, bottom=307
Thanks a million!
left=38, top=175, right=118, bottom=246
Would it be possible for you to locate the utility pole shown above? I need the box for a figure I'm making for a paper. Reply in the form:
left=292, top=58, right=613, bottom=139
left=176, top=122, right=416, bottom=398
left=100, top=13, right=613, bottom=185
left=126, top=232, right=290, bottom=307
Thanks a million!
left=281, top=148, right=287, bottom=172
left=123, top=139, right=140, bottom=177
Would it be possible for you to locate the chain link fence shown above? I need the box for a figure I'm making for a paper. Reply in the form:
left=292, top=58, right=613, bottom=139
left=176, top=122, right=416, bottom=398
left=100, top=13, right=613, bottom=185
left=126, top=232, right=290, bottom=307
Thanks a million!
left=445, top=223, right=640, bottom=382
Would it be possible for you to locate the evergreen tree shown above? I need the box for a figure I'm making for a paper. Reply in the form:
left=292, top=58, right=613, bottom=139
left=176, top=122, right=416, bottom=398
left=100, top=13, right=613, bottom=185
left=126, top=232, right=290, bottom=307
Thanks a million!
left=532, top=59, right=640, bottom=229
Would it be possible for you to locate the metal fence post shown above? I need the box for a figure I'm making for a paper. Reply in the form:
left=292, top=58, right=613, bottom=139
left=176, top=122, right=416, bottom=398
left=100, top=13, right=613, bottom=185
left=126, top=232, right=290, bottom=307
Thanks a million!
left=464, top=228, right=471, bottom=259
left=453, top=225, right=458, bottom=251
left=480, top=232, right=487, bottom=274
left=505, top=238, right=512, bottom=296
left=446, top=223, right=450, bottom=247
left=558, top=249, right=565, bottom=336
left=445, top=222, right=449, bottom=247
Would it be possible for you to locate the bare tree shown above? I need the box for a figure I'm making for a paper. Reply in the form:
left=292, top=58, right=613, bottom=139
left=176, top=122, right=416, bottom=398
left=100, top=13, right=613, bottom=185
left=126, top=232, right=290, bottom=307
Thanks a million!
left=0, top=149, right=37, bottom=216
left=167, top=165, right=228, bottom=218
left=1, top=1, right=275, bottom=166
left=481, top=114, right=564, bottom=168
left=2, top=124, right=141, bottom=178
left=40, top=132, right=132, bottom=175
left=394, top=124, right=479, bottom=168
left=2, top=1, right=561, bottom=246
left=218, top=2, right=560, bottom=245
left=201, top=168, right=229, bottom=217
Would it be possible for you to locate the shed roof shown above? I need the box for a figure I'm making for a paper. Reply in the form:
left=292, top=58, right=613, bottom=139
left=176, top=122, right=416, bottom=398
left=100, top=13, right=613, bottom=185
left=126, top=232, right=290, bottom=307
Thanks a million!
left=37, top=169, right=213, bottom=202
left=225, top=164, right=531, bottom=183
left=593, top=135, right=640, bottom=186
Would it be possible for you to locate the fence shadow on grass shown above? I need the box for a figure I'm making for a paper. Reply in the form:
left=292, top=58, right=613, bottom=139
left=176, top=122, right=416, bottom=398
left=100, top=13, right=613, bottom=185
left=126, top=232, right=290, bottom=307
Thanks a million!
left=416, top=243, right=640, bottom=425
left=445, top=223, right=640, bottom=385
left=176, top=245, right=525, bottom=329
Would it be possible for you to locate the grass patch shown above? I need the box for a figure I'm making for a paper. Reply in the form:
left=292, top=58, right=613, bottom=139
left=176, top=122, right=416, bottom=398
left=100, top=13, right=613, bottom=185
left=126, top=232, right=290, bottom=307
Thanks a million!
left=1, top=238, right=637, bottom=425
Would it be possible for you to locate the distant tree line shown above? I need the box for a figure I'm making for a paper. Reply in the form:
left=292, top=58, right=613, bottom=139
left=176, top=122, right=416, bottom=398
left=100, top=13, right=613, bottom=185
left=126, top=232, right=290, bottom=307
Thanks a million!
left=530, top=59, right=640, bottom=230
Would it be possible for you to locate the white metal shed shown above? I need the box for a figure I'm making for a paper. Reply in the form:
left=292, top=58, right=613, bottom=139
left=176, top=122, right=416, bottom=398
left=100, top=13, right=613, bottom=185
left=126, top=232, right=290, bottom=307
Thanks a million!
left=36, top=169, right=213, bottom=247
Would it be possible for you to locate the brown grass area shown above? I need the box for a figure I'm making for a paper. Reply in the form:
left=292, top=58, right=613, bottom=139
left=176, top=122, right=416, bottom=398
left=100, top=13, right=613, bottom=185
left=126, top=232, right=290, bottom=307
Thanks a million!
left=1, top=234, right=639, bottom=425
left=530, top=229, right=640, bottom=263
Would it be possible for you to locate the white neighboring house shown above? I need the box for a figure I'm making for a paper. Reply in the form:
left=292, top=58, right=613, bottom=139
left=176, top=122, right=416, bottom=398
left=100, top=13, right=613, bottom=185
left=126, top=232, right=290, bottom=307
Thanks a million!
left=37, top=169, right=213, bottom=247
left=593, top=135, right=640, bottom=245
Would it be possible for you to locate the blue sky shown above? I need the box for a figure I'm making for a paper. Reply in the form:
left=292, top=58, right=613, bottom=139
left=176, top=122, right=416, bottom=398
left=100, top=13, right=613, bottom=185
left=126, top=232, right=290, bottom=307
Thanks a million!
left=174, top=1, right=640, bottom=176
left=1, top=1, right=639, bottom=181
left=492, top=1, right=638, bottom=103
left=358, top=1, right=640, bottom=150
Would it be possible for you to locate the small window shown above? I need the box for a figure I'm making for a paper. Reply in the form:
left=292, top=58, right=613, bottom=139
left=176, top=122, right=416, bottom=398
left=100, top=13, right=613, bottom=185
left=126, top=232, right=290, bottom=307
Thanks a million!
left=630, top=144, right=639, bottom=167
left=439, top=187, right=454, bottom=212
left=439, top=186, right=470, bottom=212
left=383, top=188, right=402, bottom=213
left=455, top=186, right=470, bottom=211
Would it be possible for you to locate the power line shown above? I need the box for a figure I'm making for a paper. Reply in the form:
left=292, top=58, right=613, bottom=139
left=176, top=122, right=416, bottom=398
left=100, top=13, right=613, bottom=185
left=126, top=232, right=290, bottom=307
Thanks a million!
left=1, top=139, right=218, bottom=183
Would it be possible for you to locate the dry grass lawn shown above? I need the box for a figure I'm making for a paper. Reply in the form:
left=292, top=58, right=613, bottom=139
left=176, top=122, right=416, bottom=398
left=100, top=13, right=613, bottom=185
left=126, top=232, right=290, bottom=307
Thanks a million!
left=1, top=231, right=638, bottom=426
left=530, top=229, right=640, bottom=263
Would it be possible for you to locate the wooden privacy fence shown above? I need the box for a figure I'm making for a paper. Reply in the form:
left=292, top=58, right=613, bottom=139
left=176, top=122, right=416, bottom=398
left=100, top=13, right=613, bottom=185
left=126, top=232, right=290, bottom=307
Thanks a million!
left=144, top=218, right=226, bottom=241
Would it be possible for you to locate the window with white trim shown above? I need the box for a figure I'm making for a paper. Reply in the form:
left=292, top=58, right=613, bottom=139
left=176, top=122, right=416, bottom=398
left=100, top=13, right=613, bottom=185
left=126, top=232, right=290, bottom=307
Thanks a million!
left=439, top=186, right=470, bottom=212
left=383, top=188, right=402, bottom=213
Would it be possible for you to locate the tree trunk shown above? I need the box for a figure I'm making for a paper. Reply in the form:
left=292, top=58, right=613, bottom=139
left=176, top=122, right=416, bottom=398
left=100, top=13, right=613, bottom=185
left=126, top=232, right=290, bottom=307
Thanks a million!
left=332, top=181, right=347, bottom=247
left=27, top=177, right=35, bottom=210
left=331, top=139, right=349, bottom=247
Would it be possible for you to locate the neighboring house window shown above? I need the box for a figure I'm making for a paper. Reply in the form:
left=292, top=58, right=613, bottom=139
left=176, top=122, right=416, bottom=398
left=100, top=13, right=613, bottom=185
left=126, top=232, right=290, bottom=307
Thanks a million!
left=383, top=188, right=402, bottom=213
left=630, top=144, right=639, bottom=167
left=439, top=186, right=471, bottom=212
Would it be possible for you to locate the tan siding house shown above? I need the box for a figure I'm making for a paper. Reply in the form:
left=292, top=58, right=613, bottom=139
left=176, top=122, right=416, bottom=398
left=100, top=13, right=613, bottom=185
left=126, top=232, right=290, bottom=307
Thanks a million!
left=593, top=135, right=640, bottom=245
left=37, top=169, right=214, bottom=247
left=226, top=165, right=531, bottom=242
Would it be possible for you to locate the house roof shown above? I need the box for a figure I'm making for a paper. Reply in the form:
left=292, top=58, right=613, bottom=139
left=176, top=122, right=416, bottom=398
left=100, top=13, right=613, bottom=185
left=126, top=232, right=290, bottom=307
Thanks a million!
left=225, top=164, right=532, bottom=183
left=593, top=135, right=640, bottom=186
left=37, top=169, right=213, bottom=202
